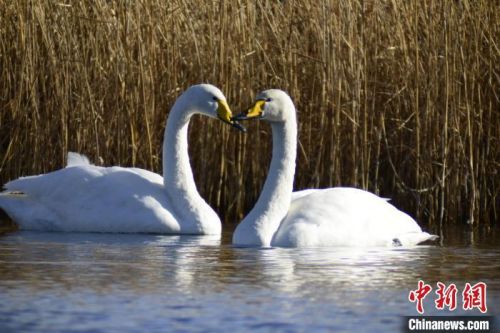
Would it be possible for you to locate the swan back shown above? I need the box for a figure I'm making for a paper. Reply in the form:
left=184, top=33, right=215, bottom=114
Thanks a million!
left=273, top=188, right=428, bottom=247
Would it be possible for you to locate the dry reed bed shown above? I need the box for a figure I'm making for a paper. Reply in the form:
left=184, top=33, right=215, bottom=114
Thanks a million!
left=0, top=1, right=498, bottom=230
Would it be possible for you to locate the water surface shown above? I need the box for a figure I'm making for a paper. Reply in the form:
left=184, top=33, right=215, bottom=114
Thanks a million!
left=0, top=229, right=498, bottom=332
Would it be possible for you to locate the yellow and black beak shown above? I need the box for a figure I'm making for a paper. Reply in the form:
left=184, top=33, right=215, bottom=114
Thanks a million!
left=232, top=100, right=265, bottom=121
left=216, top=99, right=246, bottom=132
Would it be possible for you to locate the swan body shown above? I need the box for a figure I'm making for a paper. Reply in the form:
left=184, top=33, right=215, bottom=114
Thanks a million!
left=233, top=89, right=437, bottom=247
left=0, top=84, right=242, bottom=234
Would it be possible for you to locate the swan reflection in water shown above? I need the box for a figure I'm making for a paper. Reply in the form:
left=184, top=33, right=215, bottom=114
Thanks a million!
left=0, top=230, right=499, bottom=332
left=0, top=231, right=221, bottom=293
left=3, top=231, right=497, bottom=296
left=229, top=246, right=437, bottom=295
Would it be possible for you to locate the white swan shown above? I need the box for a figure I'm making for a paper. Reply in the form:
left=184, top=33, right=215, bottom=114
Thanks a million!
left=232, top=89, right=438, bottom=247
left=0, top=84, right=244, bottom=234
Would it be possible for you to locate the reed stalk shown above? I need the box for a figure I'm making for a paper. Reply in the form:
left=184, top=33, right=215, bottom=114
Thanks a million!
left=0, top=0, right=497, bottom=230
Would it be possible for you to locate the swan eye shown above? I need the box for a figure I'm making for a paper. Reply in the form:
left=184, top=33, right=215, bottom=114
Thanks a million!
left=266, top=98, right=272, bottom=102
left=212, top=96, right=218, bottom=101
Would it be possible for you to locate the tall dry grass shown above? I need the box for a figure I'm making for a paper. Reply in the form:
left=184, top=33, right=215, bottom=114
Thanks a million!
left=0, top=0, right=498, bottom=231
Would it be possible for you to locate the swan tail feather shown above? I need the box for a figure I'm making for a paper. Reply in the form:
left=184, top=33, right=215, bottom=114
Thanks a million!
left=66, top=152, right=92, bottom=167
left=395, top=232, right=439, bottom=247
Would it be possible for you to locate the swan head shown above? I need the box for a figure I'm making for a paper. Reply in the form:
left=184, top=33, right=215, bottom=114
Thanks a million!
left=180, top=84, right=245, bottom=131
left=232, top=89, right=295, bottom=123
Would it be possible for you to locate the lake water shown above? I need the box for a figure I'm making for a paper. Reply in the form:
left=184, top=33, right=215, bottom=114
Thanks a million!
left=0, top=228, right=498, bottom=333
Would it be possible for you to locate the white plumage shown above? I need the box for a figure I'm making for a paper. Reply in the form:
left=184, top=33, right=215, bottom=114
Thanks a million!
left=0, top=84, right=239, bottom=235
left=233, top=89, right=438, bottom=247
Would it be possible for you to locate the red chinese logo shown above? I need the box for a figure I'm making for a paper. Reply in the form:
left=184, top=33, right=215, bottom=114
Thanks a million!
left=435, top=282, right=458, bottom=311
left=462, top=282, right=487, bottom=313
left=409, top=281, right=487, bottom=314
left=408, top=280, right=432, bottom=314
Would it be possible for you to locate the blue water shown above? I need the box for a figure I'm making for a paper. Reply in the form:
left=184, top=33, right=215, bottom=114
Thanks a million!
left=0, top=230, right=498, bottom=332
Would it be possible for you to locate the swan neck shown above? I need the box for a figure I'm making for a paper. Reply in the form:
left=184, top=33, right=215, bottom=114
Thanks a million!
left=260, top=120, right=297, bottom=211
left=162, top=98, right=220, bottom=234
left=163, top=101, right=195, bottom=193
left=235, top=116, right=297, bottom=246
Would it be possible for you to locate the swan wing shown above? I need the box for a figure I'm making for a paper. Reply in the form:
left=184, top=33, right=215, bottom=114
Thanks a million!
left=273, top=187, right=436, bottom=247
left=0, top=165, right=182, bottom=233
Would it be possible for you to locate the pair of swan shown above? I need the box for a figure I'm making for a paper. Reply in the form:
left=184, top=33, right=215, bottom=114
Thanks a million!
left=0, top=84, right=437, bottom=247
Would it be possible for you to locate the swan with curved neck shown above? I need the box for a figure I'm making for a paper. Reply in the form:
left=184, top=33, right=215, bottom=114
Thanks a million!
left=232, top=89, right=437, bottom=247
left=0, top=84, right=244, bottom=234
